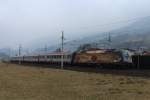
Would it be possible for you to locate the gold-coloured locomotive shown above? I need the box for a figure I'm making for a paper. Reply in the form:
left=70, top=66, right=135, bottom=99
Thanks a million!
left=73, top=49, right=122, bottom=64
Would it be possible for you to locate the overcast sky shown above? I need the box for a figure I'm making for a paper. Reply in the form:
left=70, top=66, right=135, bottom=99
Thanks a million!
left=0, top=0, right=150, bottom=49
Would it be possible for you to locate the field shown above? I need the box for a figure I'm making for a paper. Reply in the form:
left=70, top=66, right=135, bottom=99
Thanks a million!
left=0, top=63, right=150, bottom=100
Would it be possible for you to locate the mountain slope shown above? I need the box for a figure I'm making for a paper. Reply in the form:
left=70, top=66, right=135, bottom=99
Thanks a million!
left=65, top=16, right=150, bottom=51
left=33, top=16, right=150, bottom=53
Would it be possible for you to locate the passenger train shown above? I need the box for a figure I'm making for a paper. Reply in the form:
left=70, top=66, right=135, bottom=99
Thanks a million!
left=11, top=52, right=72, bottom=65
left=10, top=49, right=137, bottom=68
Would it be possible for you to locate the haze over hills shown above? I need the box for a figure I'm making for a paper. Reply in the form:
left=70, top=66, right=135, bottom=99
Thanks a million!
left=48, top=16, right=150, bottom=52
left=1, top=16, right=150, bottom=57
left=30, top=16, right=150, bottom=54
left=110, top=16, right=150, bottom=49
left=25, top=16, right=150, bottom=55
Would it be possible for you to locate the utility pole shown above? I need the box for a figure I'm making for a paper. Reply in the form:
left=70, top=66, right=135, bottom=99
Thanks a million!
left=137, top=54, right=140, bottom=69
left=19, top=44, right=22, bottom=56
left=44, top=44, right=47, bottom=54
left=18, top=44, right=22, bottom=64
left=44, top=44, right=48, bottom=62
left=8, top=48, right=11, bottom=62
left=61, top=31, right=64, bottom=69
left=108, top=33, right=111, bottom=43
left=137, top=47, right=142, bottom=69
left=8, top=48, right=11, bottom=58
left=108, top=33, right=112, bottom=49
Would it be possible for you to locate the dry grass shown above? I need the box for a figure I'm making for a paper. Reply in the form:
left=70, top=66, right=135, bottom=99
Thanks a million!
left=0, top=63, right=150, bottom=100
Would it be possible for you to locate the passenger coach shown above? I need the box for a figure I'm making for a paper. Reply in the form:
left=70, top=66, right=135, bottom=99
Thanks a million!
left=11, top=52, right=72, bottom=65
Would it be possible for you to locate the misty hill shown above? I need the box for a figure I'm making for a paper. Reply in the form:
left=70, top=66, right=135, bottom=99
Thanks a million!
left=33, top=16, right=150, bottom=53
left=109, top=16, right=150, bottom=49
left=60, top=17, right=150, bottom=51
left=0, top=48, right=10, bottom=59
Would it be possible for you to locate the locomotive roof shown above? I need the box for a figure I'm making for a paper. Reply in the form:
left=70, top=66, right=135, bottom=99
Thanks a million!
left=80, top=49, right=117, bottom=54
left=41, top=52, right=72, bottom=56
left=11, top=51, right=72, bottom=58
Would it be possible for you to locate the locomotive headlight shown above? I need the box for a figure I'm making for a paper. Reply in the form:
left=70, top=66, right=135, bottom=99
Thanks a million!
left=113, top=60, right=118, bottom=62
left=114, top=58, right=121, bottom=62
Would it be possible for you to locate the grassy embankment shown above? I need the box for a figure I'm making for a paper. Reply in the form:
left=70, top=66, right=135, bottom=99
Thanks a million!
left=0, top=63, right=150, bottom=100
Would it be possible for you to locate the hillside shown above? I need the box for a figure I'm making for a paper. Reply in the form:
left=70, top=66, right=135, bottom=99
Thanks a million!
left=109, top=16, right=150, bottom=49
left=31, top=16, right=150, bottom=54
left=1, top=63, right=150, bottom=100
left=64, top=16, right=150, bottom=51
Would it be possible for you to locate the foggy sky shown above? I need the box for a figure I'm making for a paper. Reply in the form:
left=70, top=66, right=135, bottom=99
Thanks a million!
left=0, top=0, right=150, bottom=49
